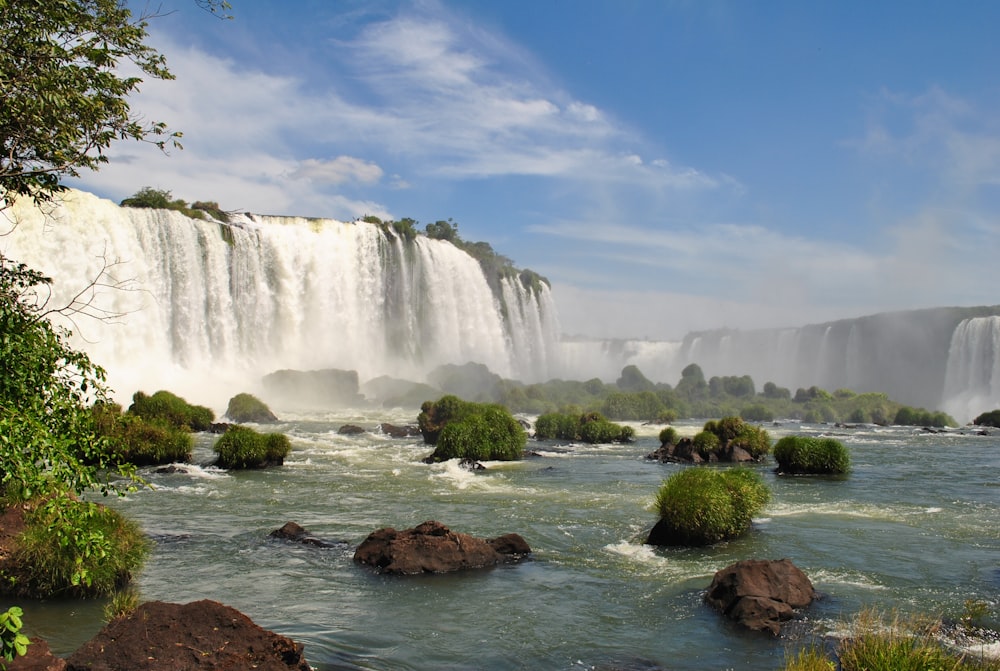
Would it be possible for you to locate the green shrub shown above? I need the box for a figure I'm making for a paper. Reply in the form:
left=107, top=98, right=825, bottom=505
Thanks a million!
left=650, top=467, right=770, bottom=546
left=740, top=403, right=774, bottom=422
left=213, top=425, right=290, bottom=469
left=224, top=393, right=278, bottom=423
left=692, top=430, right=720, bottom=458
left=128, top=390, right=214, bottom=432
left=430, top=404, right=525, bottom=462
left=535, top=412, right=580, bottom=440
left=418, top=395, right=477, bottom=444
left=731, top=423, right=771, bottom=459
left=893, top=406, right=956, bottom=428
left=1, top=606, right=30, bottom=665
left=9, top=499, right=148, bottom=598
left=534, top=411, right=633, bottom=444
left=973, top=409, right=1000, bottom=427
left=658, top=426, right=679, bottom=445
left=92, top=403, right=192, bottom=465
left=773, top=435, right=850, bottom=475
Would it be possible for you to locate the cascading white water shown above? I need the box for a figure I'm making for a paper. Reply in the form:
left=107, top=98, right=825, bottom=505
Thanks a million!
left=2, top=190, right=561, bottom=408
left=942, top=316, right=1000, bottom=422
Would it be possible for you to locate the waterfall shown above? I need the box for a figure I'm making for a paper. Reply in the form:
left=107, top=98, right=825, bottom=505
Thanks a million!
left=943, top=317, right=1000, bottom=422
left=2, top=190, right=560, bottom=407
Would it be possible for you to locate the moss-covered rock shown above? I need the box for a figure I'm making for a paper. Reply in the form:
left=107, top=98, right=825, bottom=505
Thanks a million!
left=91, top=402, right=192, bottom=466
left=224, top=393, right=278, bottom=423
left=646, top=467, right=770, bottom=546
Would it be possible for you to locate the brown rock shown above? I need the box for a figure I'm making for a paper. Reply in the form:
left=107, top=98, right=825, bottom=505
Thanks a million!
left=704, top=558, right=815, bottom=635
left=9, top=638, right=67, bottom=671
left=65, top=600, right=310, bottom=671
left=354, top=520, right=531, bottom=574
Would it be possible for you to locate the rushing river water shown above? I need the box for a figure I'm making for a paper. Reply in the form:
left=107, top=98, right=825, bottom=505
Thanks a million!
left=19, top=413, right=1000, bottom=670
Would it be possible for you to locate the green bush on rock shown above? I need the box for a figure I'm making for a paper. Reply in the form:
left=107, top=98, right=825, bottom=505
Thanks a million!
left=91, top=402, right=192, bottom=466
left=213, top=425, right=291, bottom=469
left=534, top=411, right=634, bottom=444
left=7, top=499, right=148, bottom=598
left=224, top=393, right=278, bottom=423
left=429, top=404, right=526, bottom=462
left=773, top=435, right=850, bottom=475
left=973, top=409, right=1000, bottom=428
left=128, top=390, right=214, bottom=432
left=647, top=467, right=770, bottom=546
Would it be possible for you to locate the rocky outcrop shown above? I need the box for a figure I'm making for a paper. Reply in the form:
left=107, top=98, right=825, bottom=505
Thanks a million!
left=8, top=638, right=66, bottom=671
left=262, top=368, right=365, bottom=409
left=704, top=559, right=815, bottom=635
left=377, top=422, right=421, bottom=438
left=64, top=600, right=310, bottom=670
left=337, top=424, right=365, bottom=435
left=353, top=520, right=530, bottom=575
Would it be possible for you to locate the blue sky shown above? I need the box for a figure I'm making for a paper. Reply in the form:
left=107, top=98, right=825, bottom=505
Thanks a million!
left=75, top=0, right=1000, bottom=339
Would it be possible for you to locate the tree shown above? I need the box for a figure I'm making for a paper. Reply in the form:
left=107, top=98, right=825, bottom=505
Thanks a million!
left=0, top=0, right=179, bottom=206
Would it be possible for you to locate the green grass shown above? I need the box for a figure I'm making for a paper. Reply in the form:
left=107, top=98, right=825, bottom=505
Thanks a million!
left=773, top=435, right=850, bottom=475
left=780, top=608, right=1000, bottom=671
left=431, top=405, right=526, bottom=461
left=651, top=467, right=770, bottom=545
left=9, top=498, right=148, bottom=598
left=213, top=425, right=291, bottom=469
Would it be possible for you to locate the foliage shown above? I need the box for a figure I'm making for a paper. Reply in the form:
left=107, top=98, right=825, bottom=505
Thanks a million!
left=0, top=259, right=134, bottom=502
left=835, top=607, right=999, bottom=671
left=430, top=404, right=526, bottom=462
left=418, top=395, right=478, bottom=444
left=741, top=403, right=774, bottom=422
left=0, top=0, right=178, bottom=205
left=651, top=467, right=770, bottom=545
left=92, top=402, right=192, bottom=466
left=973, top=409, right=1000, bottom=428
left=780, top=646, right=836, bottom=671
left=120, top=187, right=229, bottom=222
left=103, top=586, right=140, bottom=623
left=213, top=425, right=291, bottom=469
left=534, top=411, right=633, bottom=444
left=128, top=390, right=214, bottom=432
left=692, top=430, right=721, bottom=459
left=9, top=499, right=148, bottom=598
left=773, top=436, right=850, bottom=475
left=658, top=426, right=679, bottom=445
left=893, top=406, right=956, bottom=427
left=616, top=365, right=655, bottom=392
left=225, top=393, right=278, bottom=423
left=0, top=606, right=30, bottom=666
left=601, top=390, right=667, bottom=421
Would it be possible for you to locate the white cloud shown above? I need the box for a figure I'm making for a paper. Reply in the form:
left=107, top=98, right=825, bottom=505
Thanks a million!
left=291, top=157, right=384, bottom=186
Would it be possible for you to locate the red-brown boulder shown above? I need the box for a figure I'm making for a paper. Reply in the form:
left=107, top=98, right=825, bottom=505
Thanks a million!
left=354, top=520, right=530, bottom=574
left=704, top=558, right=815, bottom=635
left=64, top=600, right=310, bottom=670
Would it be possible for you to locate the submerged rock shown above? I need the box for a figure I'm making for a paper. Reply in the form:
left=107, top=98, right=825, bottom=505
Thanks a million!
left=269, top=521, right=344, bottom=548
left=704, top=558, right=815, bottom=635
left=353, top=520, right=530, bottom=575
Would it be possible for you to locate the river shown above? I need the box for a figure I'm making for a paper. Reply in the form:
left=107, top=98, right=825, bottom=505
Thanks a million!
left=19, top=413, right=1000, bottom=670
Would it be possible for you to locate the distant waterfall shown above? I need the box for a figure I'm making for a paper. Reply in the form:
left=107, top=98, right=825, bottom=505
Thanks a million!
left=943, top=317, right=1000, bottom=422
left=2, top=190, right=561, bottom=407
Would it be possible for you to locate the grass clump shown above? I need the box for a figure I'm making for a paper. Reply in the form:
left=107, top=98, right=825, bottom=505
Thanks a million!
left=128, top=390, right=214, bottom=432
left=648, top=467, right=769, bottom=546
left=213, top=425, right=291, bottom=469
left=774, top=435, right=850, bottom=475
left=9, top=499, right=148, bottom=598
left=781, top=646, right=836, bottom=671
left=92, top=402, right=192, bottom=466
left=430, top=404, right=526, bottom=462
left=534, top=411, right=634, bottom=444
left=224, top=393, right=278, bottom=423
